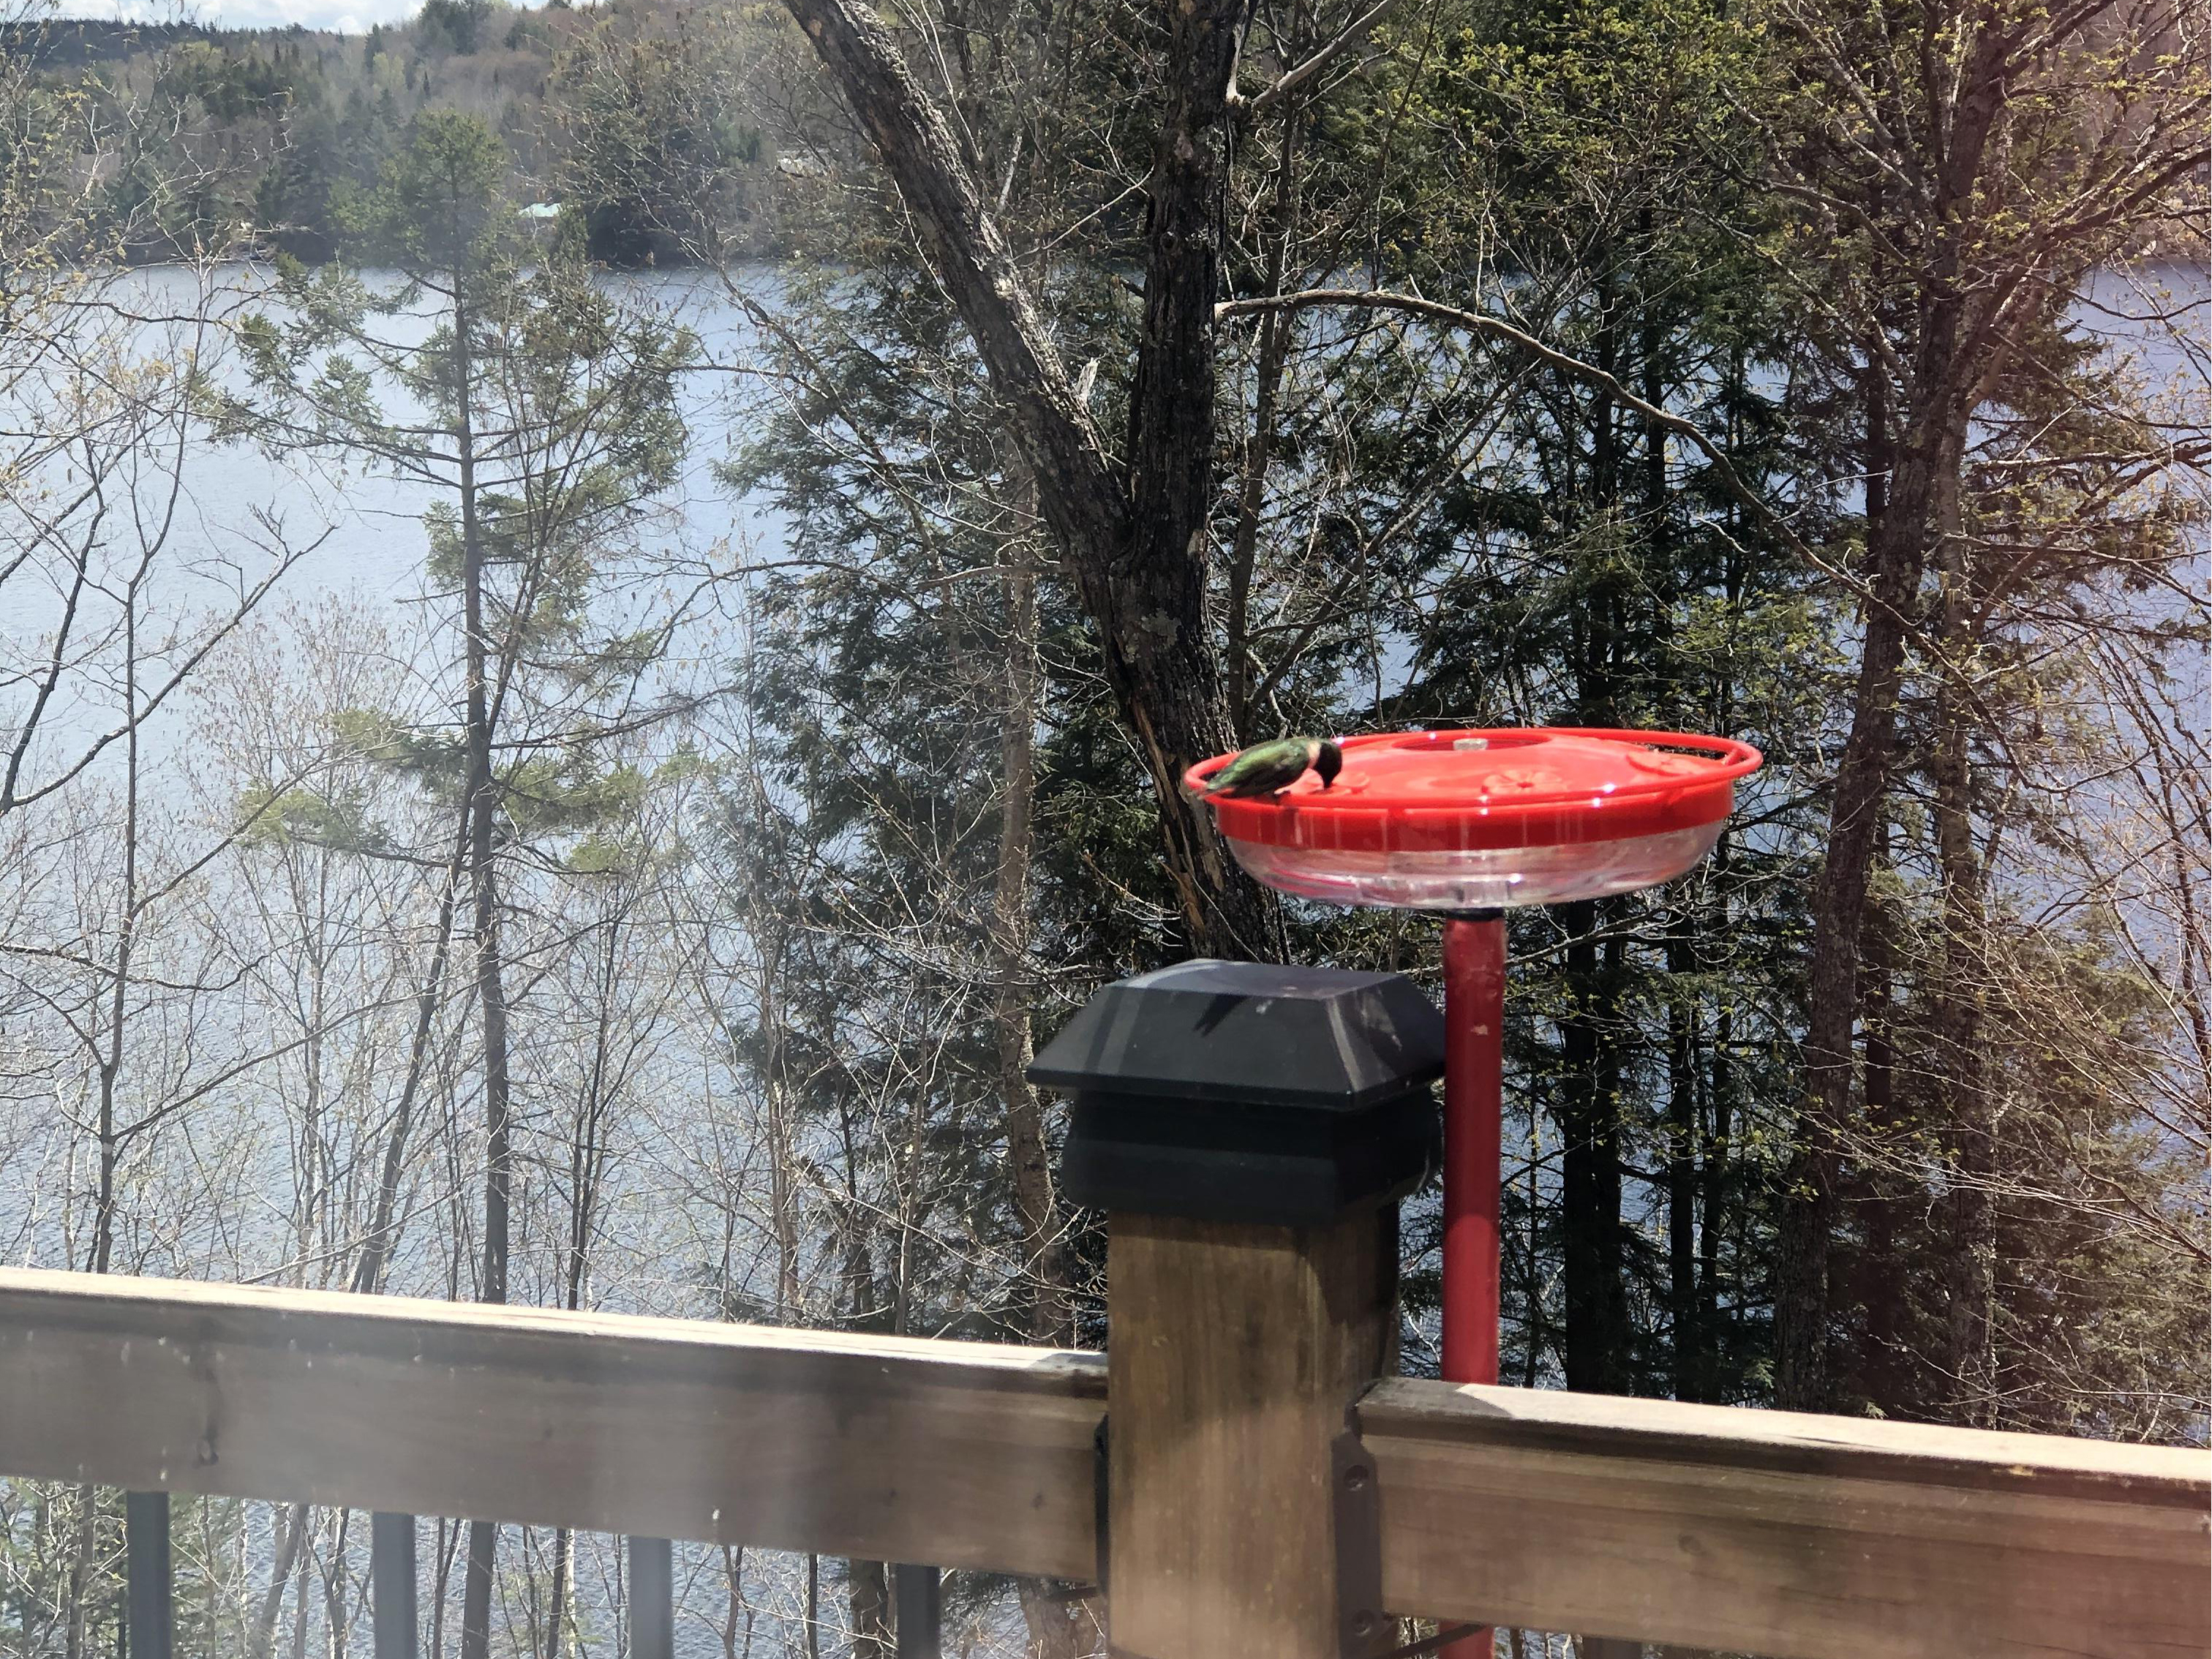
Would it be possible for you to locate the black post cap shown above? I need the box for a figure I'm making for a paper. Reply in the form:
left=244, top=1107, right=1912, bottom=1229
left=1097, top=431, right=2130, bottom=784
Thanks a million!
left=1029, top=959, right=1445, bottom=1227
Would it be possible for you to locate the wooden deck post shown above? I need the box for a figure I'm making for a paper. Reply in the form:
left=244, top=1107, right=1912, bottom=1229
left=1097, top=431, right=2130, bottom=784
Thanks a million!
left=1108, top=1209, right=1398, bottom=1658
left=1031, top=960, right=1446, bottom=1659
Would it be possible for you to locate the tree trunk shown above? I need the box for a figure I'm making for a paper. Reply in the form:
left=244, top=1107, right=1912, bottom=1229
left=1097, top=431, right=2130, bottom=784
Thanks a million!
left=352, top=807, right=469, bottom=1294
left=1560, top=903, right=1629, bottom=1395
left=848, top=1561, right=889, bottom=1659
left=454, top=276, right=512, bottom=1659
left=778, top=0, right=1268, bottom=955
left=565, top=908, right=620, bottom=1319
left=1114, top=0, right=1268, bottom=952
left=1769, top=2, right=2016, bottom=1412
left=1557, top=306, right=1631, bottom=1400
left=1855, top=819, right=1908, bottom=1418
left=1701, top=1001, right=1730, bottom=1383
left=729, top=759, right=799, bottom=1323
left=288, top=1521, right=313, bottom=1659
left=323, top=1510, right=353, bottom=1659
left=249, top=1503, right=311, bottom=1659
left=90, top=597, right=140, bottom=1278
left=61, top=1491, right=94, bottom=1659
left=1932, top=533, right=1995, bottom=1426
left=1772, top=361, right=1976, bottom=1408
left=1769, top=459, right=1925, bottom=1410
left=1666, top=920, right=1700, bottom=1401
left=545, top=1529, right=571, bottom=1659
left=992, top=503, right=1068, bottom=1350
left=1224, top=89, right=1304, bottom=743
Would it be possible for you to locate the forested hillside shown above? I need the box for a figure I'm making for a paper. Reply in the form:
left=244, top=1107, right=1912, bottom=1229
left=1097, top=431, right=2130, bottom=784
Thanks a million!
left=0, top=0, right=802, bottom=263
left=0, top=0, right=2204, bottom=1650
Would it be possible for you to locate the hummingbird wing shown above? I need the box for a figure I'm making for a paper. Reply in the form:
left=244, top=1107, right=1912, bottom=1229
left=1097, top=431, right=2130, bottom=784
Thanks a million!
left=1201, top=737, right=1315, bottom=797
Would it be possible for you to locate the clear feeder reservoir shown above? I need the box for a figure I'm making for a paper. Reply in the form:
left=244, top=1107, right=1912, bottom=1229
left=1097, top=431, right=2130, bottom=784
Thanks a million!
left=1186, top=729, right=1763, bottom=911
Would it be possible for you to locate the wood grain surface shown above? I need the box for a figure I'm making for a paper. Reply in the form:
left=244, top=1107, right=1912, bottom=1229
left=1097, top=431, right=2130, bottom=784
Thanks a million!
left=0, top=1267, right=1105, bottom=1577
left=1358, top=1377, right=2211, bottom=1659
left=1105, top=1210, right=1397, bottom=1659
left=4, top=1265, right=2202, bottom=1659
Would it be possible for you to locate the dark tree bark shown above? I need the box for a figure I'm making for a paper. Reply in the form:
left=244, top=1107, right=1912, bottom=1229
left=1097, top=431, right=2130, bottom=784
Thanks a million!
left=1559, top=903, right=1630, bottom=1396
left=1666, top=919, right=1701, bottom=1401
left=1932, top=551, right=1995, bottom=1425
left=1770, top=208, right=1993, bottom=1401
left=780, top=0, right=1268, bottom=955
left=991, top=494, right=1067, bottom=1348
left=849, top=1562, right=890, bottom=1659
left=1768, top=12, right=2017, bottom=1404
left=454, top=275, right=514, bottom=1659
left=1556, top=301, right=1632, bottom=1402
left=1769, top=425, right=1935, bottom=1410
left=1853, top=816, right=1910, bottom=1418
left=1224, top=93, right=1306, bottom=743
left=1701, top=1001, right=1731, bottom=1382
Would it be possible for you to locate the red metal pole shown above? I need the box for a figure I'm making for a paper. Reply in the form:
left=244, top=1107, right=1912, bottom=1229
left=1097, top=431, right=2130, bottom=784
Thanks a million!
left=1441, top=914, right=1504, bottom=1386
left=1440, top=913, right=1504, bottom=1659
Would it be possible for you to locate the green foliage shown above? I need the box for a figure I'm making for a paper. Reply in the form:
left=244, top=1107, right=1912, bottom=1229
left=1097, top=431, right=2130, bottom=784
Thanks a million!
left=418, top=0, right=497, bottom=56
left=335, top=107, right=508, bottom=269
left=234, top=777, right=396, bottom=853
left=167, top=39, right=290, bottom=119
left=222, top=109, right=699, bottom=878
left=10, top=0, right=790, bottom=267
left=721, top=260, right=1160, bottom=1341
left=549, top=14, right=773, bottom=266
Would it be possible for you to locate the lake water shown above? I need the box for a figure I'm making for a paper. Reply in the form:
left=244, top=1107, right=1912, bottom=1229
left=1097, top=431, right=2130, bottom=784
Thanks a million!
left=4, top=259, right=2202, bottom=777
left=161, top=261, right=791, bottom=603
left=0, top=262, right=807, bottom=802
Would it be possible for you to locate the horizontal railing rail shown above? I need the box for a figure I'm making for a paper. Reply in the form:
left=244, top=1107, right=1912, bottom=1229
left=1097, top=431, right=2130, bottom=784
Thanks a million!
left=1358, top=1377, right=2210, bottom=1659
left=0, top=1267, right=1101, bottom=1579
left=0, top=1267, right=2203, bottom=1659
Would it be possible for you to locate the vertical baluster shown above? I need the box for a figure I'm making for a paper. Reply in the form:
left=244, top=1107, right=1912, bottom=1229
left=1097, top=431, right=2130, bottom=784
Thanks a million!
left=372, top=1513, right=418, bottom=1659
left=893, top=1565, right=940, bottom=1659
left=124, top=1492, right=170, bottom=1659
left=628, top=1537, right=674, bottom=1659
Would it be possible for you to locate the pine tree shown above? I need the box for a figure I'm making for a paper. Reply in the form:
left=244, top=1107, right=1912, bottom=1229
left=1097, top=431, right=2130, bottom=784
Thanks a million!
left=217, top=110, right=697, bottom=1659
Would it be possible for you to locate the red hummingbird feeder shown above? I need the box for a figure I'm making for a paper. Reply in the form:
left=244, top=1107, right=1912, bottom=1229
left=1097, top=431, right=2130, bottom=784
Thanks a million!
left=1185, top=726, right=1760, bottom=1453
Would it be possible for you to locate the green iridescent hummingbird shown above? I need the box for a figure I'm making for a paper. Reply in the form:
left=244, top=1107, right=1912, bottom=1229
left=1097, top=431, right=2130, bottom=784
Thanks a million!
left=1194, top=736, right=1344, bottom=800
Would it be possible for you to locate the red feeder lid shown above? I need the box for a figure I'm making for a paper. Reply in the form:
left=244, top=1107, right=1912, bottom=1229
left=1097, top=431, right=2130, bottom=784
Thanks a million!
left=1184, top=729, right=1763, bottom=854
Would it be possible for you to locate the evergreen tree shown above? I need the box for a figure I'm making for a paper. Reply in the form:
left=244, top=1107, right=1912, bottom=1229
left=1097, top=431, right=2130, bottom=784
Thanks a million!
left=217, top=110, right=698, bottom=1659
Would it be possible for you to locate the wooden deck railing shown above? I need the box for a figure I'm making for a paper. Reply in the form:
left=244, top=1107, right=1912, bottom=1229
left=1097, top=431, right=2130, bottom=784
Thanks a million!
left=0, top=1265, right=2203, bottom=1659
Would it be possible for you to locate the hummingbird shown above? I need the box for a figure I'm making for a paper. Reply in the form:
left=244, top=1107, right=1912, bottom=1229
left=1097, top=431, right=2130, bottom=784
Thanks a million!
left=1195, top=736, right=1344, bottom=799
